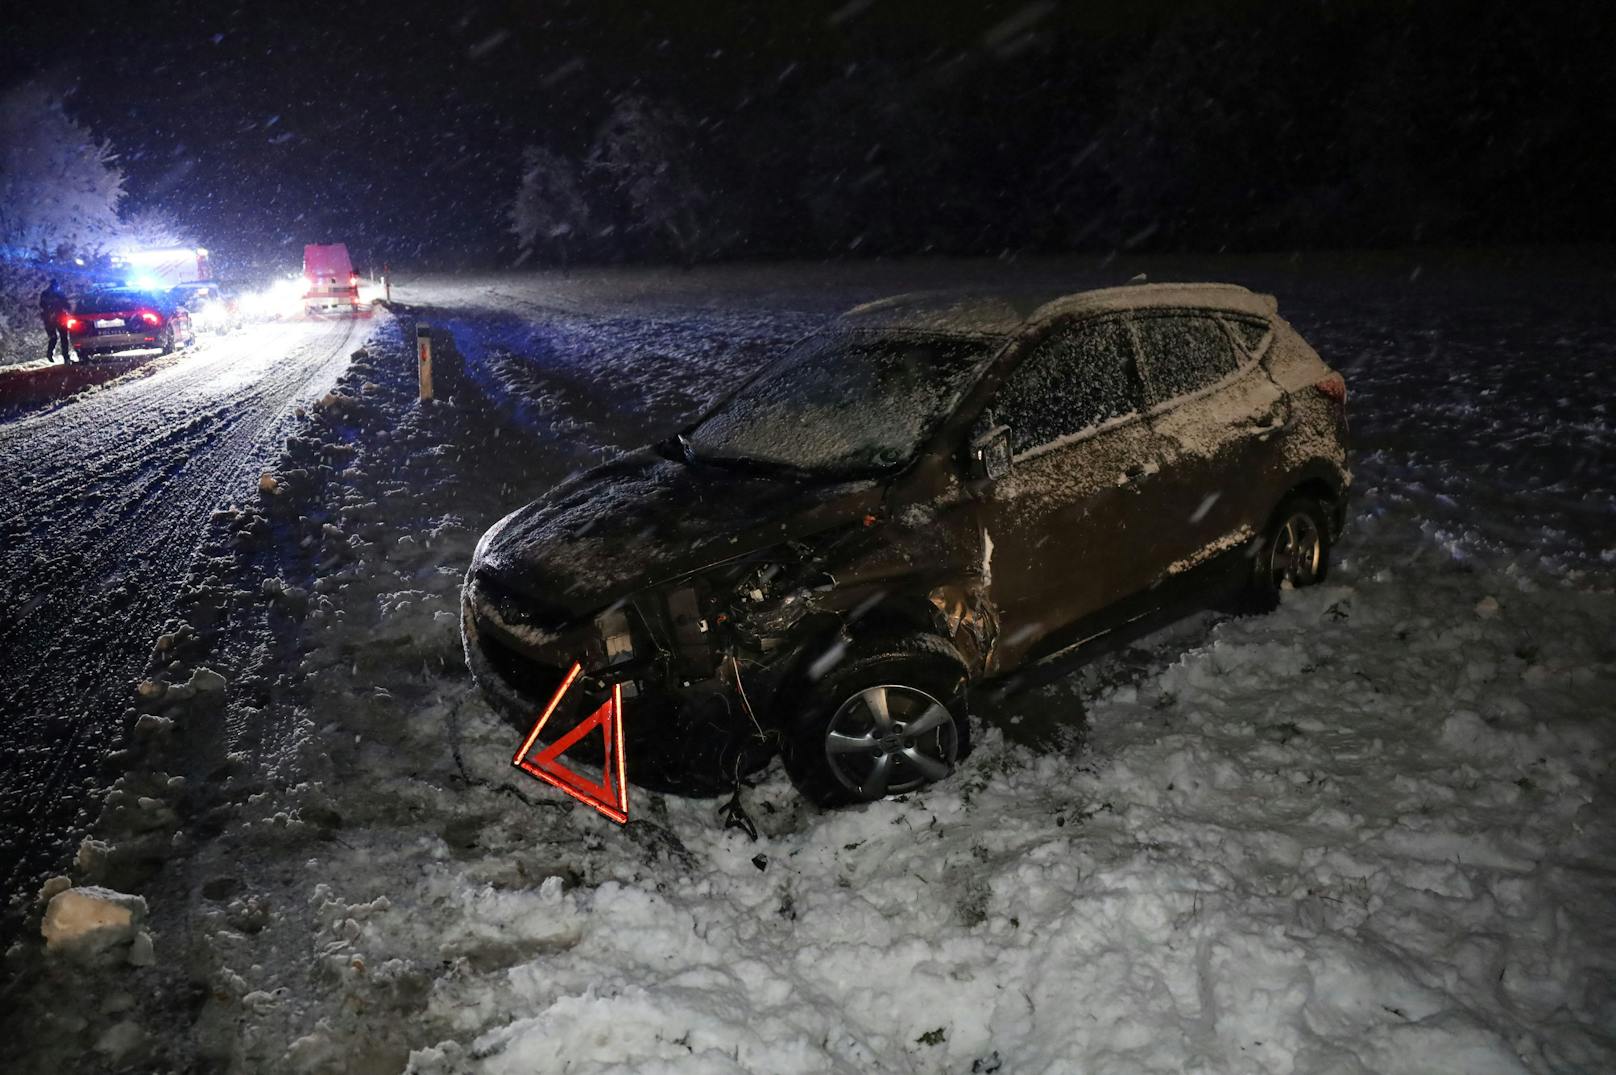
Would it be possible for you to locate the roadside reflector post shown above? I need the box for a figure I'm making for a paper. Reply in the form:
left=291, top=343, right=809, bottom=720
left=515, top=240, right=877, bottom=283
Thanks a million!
left=416, top=324, right=433, bottom=401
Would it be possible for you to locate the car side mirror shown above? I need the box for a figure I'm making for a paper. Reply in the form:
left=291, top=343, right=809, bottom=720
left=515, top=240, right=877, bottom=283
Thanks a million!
left=967, top=413, right=1012, bottom=482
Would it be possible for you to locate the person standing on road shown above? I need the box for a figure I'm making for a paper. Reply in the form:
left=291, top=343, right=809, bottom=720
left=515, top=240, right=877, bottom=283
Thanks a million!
left=39, top=280, right=73, bottom=363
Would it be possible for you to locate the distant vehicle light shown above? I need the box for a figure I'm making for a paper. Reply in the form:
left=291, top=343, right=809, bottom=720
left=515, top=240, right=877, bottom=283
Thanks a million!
left=195, top=247, right=208, bottom=256
left=194, top=299, right=229, bottom=330
left=240, top=277, right=307, bottom=319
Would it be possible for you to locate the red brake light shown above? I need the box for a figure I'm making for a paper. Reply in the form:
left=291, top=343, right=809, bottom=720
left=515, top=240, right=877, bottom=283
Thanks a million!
left=349, top=274, right=359, bottom=286
left=63, top=315, right=80, bottom=331
left=139, top=310, right=162, bottom=326
left=1314, top=372, right=1347, bottom=405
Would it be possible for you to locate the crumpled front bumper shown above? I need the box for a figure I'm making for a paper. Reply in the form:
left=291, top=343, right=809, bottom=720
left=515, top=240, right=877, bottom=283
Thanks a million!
left=461, top=570, right=774, bottom=796
left=461, top=573, right=586, bottom=728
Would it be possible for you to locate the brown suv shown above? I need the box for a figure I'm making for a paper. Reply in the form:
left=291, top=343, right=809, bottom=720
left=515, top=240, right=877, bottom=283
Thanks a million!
left=462, top=283, right=1350, bottom=806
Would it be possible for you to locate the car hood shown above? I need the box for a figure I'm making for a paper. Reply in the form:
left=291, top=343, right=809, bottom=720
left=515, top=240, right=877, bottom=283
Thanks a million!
left=474, top=449, right=885, bottom=620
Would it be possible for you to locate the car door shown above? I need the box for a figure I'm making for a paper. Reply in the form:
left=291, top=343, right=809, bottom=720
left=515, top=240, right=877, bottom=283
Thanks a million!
left=1130, top=311, right=1288, bottom=578
left=974, top=314, right=1175, bottom=664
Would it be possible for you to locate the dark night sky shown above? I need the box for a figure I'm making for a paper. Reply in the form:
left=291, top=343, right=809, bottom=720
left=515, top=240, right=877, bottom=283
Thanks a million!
left=5, top=0, right=1087, bottom=268
left=3, top=0, right=1611, bottom=276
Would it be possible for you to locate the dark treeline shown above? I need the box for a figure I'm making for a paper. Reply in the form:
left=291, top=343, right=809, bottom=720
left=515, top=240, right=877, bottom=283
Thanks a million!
left=4, top=0, right=1609, bottom=270
left=509, top=0, right=1612, bottom=266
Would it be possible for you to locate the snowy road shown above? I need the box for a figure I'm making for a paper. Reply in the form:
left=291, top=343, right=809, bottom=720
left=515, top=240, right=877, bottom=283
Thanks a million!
left=0, top=318, right=364, bottom=902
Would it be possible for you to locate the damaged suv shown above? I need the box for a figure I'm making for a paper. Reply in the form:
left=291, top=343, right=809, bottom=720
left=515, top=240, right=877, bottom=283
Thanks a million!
left=462, top=283, right=1350, bottom=806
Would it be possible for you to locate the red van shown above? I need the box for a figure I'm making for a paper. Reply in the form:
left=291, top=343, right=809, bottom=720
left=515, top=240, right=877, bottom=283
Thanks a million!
left=302, top=244, right=360, bottom=314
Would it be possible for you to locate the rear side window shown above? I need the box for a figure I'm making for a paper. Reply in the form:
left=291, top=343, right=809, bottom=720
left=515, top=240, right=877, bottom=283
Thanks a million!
left=1132, top=314, right=1238, bottom=405
left=1224, top=316, right=1270, bottom=353
left=996, top=318, right=1142, bottom=456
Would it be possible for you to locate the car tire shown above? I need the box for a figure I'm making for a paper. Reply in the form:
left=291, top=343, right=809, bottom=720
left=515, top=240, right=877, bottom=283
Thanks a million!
left=1242, top=495, right=1332, bottom=612
left=781, top=633, right=970, bottom=807
left=159, top=327, right=175, bottom=355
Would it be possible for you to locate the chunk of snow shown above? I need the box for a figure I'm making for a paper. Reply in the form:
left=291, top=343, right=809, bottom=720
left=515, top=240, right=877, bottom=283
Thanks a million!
left=41, top=886, right=148, bottom=953
left=186, top=666, right=228, bottom=694
left=127, top=930, right=156, bottom=967
left=94, top=1021, right=144, bottom=1058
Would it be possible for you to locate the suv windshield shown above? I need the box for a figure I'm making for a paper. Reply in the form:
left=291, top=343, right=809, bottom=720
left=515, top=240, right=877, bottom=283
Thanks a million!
left=688, top=330, right=999, bottom=474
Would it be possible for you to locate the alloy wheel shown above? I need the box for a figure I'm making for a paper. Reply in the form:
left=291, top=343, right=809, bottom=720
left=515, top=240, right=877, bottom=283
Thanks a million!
left=823, top=683, right=957, bottom=799
left=1269, top=510, right=1322, bottom=589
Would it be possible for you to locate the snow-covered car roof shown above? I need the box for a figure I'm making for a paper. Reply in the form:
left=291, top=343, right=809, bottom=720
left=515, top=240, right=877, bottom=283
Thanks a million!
left=841, top=292, right=1048, bottom=336
left=1030, top=282, right=1278, bottom=322
left=841, top=282, right=1278, bottom=337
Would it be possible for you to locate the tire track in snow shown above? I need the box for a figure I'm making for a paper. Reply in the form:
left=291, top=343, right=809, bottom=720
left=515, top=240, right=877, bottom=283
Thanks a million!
left=0, top=318, right=363, bottom=899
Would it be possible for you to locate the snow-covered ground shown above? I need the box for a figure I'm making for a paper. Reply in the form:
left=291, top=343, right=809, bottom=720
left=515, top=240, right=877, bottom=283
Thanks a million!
left=3, top=256, right=1613, bottom=1074
left=0, top=317, right=367, bottom=907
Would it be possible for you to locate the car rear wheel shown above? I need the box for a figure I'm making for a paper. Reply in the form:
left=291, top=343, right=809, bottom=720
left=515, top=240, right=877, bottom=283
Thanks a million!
left=782, top=634, right=970, bottom=807
left=1244, top=495, right=1332, bottom=611
left=159, top=327, right=176, bottom=355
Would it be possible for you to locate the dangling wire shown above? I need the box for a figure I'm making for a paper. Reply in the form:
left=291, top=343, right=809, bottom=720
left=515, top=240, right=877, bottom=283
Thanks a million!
left=728, top=654, right=765, bottom=741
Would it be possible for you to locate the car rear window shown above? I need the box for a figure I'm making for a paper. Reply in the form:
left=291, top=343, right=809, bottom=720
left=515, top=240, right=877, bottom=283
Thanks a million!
left=77, top=290, right=160, bottom=311
left=1132, top=314, right=1238, bottom=405
left=996, top=318, right=1142, bottom=456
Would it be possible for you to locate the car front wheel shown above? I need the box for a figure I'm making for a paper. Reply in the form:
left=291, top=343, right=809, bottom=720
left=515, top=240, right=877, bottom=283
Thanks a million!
left=782, top=634, right=970, bottom=807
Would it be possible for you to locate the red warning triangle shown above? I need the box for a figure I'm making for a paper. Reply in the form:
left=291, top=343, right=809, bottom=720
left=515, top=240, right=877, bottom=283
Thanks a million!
left=512, top=662, right=630, bottom=823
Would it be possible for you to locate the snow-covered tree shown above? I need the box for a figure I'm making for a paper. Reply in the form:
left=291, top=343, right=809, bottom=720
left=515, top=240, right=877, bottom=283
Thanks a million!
left=118, top=206, right=193, bottom=251
left=0, top=83, right=126, bottom=362
left=588, top=95, right=709, bottom=265
left=510, top=146, right=592, bottom=268
left=0, top=82, right=124, bottom=259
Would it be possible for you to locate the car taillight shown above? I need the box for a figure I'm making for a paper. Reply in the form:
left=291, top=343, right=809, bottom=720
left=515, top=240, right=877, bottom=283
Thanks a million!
left=348, top=274, right=359, bottom=286
left=138, top=310, right=162, bottom=326
left=62, top=315, right=80, bottom=331
left=1314, top=372, right=1347, bottom=405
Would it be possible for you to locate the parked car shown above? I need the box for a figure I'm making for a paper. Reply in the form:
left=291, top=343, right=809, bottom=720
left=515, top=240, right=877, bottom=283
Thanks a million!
left=462, top=283, right=1351, bottom=806
left=66, top=286, right=196, bottom=359
left=168, top=280, right=243, bottom=333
